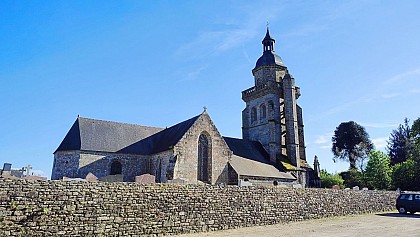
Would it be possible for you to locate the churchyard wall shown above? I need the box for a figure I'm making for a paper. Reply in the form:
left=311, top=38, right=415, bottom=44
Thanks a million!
left=0, top=178, right=398, bottom=236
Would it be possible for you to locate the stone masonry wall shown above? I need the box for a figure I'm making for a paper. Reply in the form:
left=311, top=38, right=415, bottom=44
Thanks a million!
left=0, top=179, right=398, bottom=237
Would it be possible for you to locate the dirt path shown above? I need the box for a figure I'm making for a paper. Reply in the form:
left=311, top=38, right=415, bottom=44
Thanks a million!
left=176, top=212, right=420, bottom=237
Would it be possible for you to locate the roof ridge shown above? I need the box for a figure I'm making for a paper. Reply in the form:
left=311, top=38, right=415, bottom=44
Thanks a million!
left=78, top=116, right=163, bottom=129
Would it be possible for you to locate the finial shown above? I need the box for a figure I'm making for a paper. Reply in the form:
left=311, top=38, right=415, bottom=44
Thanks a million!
left=203, top=106, right=207, bottom=112
left=77, top=114, right=80, bottom=117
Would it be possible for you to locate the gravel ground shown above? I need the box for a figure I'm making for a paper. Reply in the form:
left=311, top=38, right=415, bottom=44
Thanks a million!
left=176, top=212, right=420, bottom=237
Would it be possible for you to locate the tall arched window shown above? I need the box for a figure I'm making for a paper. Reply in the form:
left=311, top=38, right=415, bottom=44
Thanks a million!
left=198, top=133, right=211, bottom=183
left=110, top=160, right=122, bottom=175
left=260, top=104, right=266, bottom=120
left=251, top=107, right=257, bottom=123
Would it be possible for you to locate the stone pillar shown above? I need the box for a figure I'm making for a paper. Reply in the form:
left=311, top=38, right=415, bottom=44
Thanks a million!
left=282, top=74, right=300, bottom=168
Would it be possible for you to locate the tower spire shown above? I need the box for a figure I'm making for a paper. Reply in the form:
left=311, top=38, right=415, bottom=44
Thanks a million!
left=262, top=27, right=275, bottom=52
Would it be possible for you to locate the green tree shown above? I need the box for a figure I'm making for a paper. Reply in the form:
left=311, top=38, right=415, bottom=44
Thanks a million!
left=364, top=151, right=392, bottom=190
left=392, top=159, right=419, bottom=191
left=339, top=169, right=364, bottom=188
left=410, top=118, right=420, bottom=157
left=332, top=121, right=374, bottom=170
left=387, top=118, right=413, bottom=165
left=320, top=169, right=344, bottom=188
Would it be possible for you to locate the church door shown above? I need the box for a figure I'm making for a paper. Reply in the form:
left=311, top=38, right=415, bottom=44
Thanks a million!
left=197, top=133, right=211, bottom=183
left=110, top=160, right=122, bottom=175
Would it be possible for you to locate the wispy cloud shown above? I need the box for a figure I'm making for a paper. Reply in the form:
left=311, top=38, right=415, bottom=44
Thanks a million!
left=318, top=67, right=420, bottom=119
left=174, top=3, right=284, bottom=61
left=409, top=88, right=420, bottom=94
left=372, top=137, right=388, bottom=150
left=381, top=93, right=400, bottom=99
left=314, top=133, right=333, bottom=144
left=384, top=68, right=420, bottom=85
left=360, top=122, right=398, bottom=129
left=175, top=29, right=257, bottom=59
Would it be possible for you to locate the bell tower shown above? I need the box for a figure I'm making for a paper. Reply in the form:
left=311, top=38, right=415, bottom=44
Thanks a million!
left=242, top=28, right=306, bottom=172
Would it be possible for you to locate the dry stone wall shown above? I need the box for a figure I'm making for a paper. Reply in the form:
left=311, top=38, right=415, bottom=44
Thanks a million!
left=0, top=178, right=398, bottom=236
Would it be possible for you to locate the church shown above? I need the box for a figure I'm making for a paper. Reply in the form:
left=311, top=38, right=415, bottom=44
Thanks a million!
left=52, top=29, right=320, bottom=187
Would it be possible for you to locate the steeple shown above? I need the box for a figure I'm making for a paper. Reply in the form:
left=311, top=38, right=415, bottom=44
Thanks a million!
left=254, top=28, right=284, bottom=69
left=262, top=27, right=275, bottom=52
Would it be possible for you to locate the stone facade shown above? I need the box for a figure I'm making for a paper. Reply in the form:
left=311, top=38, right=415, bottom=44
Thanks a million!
left=52, top=112, right=230, bottom=185
left=172, top=113, right=231, bottom=185
left=242, top=29, right=308, bottom=185
left=0, top=179, right=398, bottom=236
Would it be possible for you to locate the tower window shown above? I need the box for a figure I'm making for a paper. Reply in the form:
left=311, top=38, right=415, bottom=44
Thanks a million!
left=260, top=104, right=266, bottom=120
left=251, top=107, right=257, bottom=123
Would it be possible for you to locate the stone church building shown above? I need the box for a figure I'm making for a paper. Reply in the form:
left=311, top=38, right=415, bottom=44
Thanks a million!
left=52, top=29, right=320, bottom=187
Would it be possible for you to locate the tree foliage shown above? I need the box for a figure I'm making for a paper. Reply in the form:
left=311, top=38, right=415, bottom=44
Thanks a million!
left=339, top=169, right=364, bottom=188
left=387, top=118, right=413, bottom=165
left=392, top=159, right=419, bottom=191
left=364, top=151, right=392, bottom=190
left=389, top=117, right=420, bottom=191
left=320, top=169, right=344, bottom=189
left=332, top=121, right=374, bottom=170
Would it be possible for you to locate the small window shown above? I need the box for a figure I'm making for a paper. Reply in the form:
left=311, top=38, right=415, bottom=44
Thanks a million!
left=110, top=160, right=122, bottom=175
left=260, top=104, right=266, bottom=120
left=399, top=194, right=407, bottom=200
left=415, top=195, right=420, bottom=200
left=408, top=195, right=413, bottom=201
left=251, top=107, right=257, bottom=123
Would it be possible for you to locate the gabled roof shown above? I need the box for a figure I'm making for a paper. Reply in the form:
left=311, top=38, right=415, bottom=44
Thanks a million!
left=223, top=137, right=295, bottom=180
left=118, top=115, right=200, bottom=155
left=230, top=155, right=296, bottom=180
left=55, top=117, right=164, bottom=153
left=223, top=137, right=271, bottom=165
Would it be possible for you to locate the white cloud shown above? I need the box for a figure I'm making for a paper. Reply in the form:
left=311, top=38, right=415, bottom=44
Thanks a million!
left=372, top=137, right=389, bottom=151
left=360, top=121, right=398, bottom=129
left=381, top=93, right=400, bottom=99
left=409, top=88, right=420, bottom=94
left=314, top=133, right=333, bottom=144
left=384, top=68, right=420, bottom=85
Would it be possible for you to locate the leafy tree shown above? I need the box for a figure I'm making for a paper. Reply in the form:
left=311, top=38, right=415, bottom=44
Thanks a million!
left=332, top=121, right=374, bottom=170
left=339, top=169, right=364, bottom=188
left=411, top=118, right=420, bottom=157
left=392, top=159, right=419, bottom=191
left=320, top=169, right=344, bottom=189
left=364, top=151, right=392, bottom=190
left=387, top=118, right=413, bottom=165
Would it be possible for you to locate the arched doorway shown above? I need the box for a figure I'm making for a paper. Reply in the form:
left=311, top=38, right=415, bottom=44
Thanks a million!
left=110, top=160, right=122, bottom=175
left=197, top=133, right=211, bottom=183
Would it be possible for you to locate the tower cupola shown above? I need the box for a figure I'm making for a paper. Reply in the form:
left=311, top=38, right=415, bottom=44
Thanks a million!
left=254, top=27, right=284, bottom=69
left=262, top=28, right=275, bottom=52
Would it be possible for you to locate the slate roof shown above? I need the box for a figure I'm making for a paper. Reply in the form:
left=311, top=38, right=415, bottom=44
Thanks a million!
left=223, top=137, right=271, bottom=165
left=223, top=137, right=295, bottom=180
left=118, top=115, right=200, bottom=155
left=55, top=117, right=164, bottom=153
left=255, top=51, right=284, bottom=68
left=230, top=155, right=296, bottom=180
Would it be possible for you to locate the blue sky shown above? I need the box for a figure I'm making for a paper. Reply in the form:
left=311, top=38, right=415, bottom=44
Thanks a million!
left=1, top=1, right=419, bottom=178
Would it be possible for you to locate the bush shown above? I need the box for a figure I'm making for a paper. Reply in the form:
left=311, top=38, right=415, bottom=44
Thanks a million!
left=339, top=169, right=364, bottom=188
left=320, top=170, right=344, bottom=189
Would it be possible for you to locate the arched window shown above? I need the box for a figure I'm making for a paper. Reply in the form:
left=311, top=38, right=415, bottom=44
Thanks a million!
left=260, top=104, right=266, bottom=120
left=251, top=107, right=257, bottom=123
left=110, top=160, right=122, bottom=175
left=198, top=133, right=211, bottom=183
